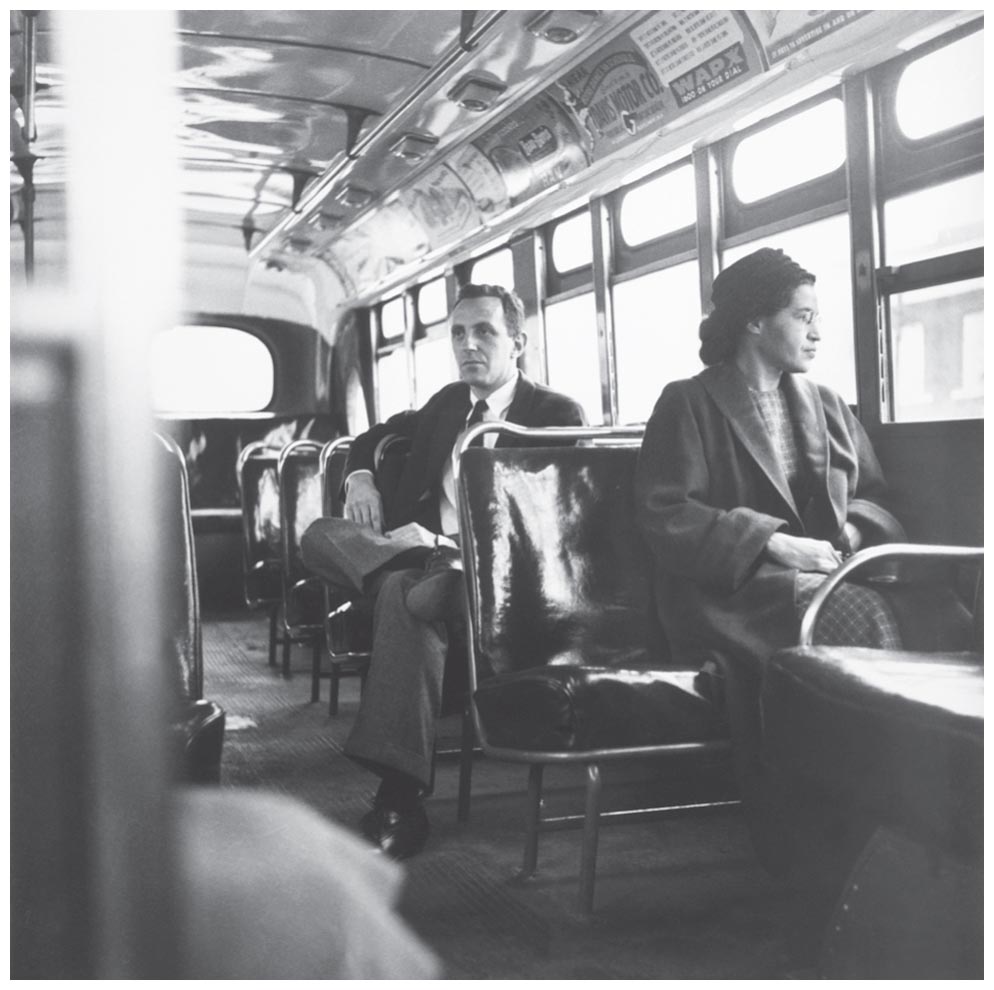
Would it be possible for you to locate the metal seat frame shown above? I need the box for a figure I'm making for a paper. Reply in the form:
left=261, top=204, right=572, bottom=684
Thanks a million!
left=277, top=439, right=327, bottom=699
left=317, top=436, right=372, bottom=715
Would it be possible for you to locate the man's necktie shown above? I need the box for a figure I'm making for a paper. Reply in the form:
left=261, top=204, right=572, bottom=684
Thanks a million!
left=466, top=399, right=489, bottom=446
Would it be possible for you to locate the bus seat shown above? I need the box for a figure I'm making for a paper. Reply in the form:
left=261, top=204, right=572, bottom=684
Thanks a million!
left=154, top=433, right=226, bottom=784
left=318, top=436, right=372, bottom=715
left=236, top=441, right=283, bottom=667
left=277, top=440, right=327, bottom=699
left=760, top=545, right=983, bottom=977
left=456, top=427, right=736, bottom=914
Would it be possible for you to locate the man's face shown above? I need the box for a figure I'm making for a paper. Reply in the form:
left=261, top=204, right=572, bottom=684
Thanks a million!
left=450, top=295, right=526, bottom=396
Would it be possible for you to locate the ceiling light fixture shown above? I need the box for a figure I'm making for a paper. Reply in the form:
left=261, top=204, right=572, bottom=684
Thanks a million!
left=526, top=10, right=599, bottom=45
left=334, top=183, right=374, bottom=209
left=285, top=234, right=314, bottom=253
left=389, top=132, right=439, bottom=164
left=446, top=75, right=506, bottom=112
left=307, top=210, right=343, bottom=231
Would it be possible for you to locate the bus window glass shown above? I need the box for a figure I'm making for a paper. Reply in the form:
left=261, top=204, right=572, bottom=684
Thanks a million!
left=414, top=336, right=456, bottom=408
left=732, top=98, right=845, bottom=204
left=888, top=277, right=983, bottom=423
left=471, top=248, right=514, bottom=289
left=376, top=348, right=410, bottom=419
left=151, top=325, right=273, bottom=412
left=613, top=261, right=702, bottom=424
left=883, top=173, right=984, bottom=267
left=896, top=30, right=983, bottom=140
left=619, top=165, right=696, bottom=247
left=381, top=295, right=406, bottom=341
left=417, top=276, right=448, bottom=327
left=723, top=214, right=856, bottom=403
left=550, top=212, right=593, bottom=274
left=544, top=293, right=602, bottom=424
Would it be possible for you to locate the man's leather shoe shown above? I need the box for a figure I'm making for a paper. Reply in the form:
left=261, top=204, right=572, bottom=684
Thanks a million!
left=360, top=801, right=430, bottom=860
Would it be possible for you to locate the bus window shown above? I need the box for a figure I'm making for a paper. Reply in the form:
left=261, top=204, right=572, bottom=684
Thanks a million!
left=723, top=214, right=856, bottom=403
left=888, top=277, right=983, bottom=423
left=883, top=173, right=984, bottom=268
left=414, top=335, right=456, bottom=409
left=151, top=325, right=273, bottom=412
left=613, top=261, right=701, bottom=424
left=618, top=164, right=696, bottom=248
left=544, top=292, right=602, bottom=425
left=895, top=30, right=983, bottom=140
left=550, top=211, right=593, bottom=275
left=470, top=248, right=514, bottom=289
left=376, top=347, right=410, bottom=419
left=417, top=276, right=448, bottom=327
left=380, top=295, right=406, bottom=341
left=731, top=98, right=845, bottom=204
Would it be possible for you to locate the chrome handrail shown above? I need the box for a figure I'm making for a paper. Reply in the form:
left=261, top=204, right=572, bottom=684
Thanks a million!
left=798, top=542, right=983, bottom=647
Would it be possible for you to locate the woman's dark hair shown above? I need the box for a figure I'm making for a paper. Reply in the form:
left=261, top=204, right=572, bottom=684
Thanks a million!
left=455, top=282, right=526, bottom=340
left=698, top=248, right=815, bottom=365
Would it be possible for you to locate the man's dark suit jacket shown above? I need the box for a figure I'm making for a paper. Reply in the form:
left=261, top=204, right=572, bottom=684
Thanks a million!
left=346, top=373, right=586, bottom=533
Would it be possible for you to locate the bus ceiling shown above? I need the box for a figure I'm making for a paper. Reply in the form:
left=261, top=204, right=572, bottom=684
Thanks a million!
left=9, top=9, right=980, bottom=319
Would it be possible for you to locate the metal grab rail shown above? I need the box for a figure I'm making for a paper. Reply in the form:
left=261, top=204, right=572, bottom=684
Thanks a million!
left=798, top=543, right=984, bottom=647
left=454, top=422, right=645, bottom=478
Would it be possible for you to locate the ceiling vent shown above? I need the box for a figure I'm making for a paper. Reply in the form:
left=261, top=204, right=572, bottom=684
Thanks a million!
left=446, top=75, right=506, bottom=112
left=526, top=10, right=599, bottom=45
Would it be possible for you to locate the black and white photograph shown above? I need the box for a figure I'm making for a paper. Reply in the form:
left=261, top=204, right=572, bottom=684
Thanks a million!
left=10, top=9, right=984, bottom=980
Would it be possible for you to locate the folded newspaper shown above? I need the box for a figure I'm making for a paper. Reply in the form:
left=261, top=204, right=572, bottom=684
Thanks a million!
left=304, top=517, right=458, bottom=593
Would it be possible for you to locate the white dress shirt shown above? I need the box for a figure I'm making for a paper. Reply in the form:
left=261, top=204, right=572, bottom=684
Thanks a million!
left=438, top=372, right=519, bottom=536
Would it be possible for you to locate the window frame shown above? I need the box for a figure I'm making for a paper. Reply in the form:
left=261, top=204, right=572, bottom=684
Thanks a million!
left=720, top=88, right=848, bottom=243
left=544, top=205, right=594, bottom=296
left=875, top=21, right=984, bottom=199
left=611, top=157, right=698, bottom=276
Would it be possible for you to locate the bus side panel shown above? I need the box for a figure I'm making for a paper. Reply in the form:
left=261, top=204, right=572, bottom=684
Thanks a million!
left=870, top=422, right=983, bottom=547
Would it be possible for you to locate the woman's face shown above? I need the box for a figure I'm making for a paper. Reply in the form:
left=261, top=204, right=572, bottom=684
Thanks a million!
left=750, top=283, right=820, bottom=375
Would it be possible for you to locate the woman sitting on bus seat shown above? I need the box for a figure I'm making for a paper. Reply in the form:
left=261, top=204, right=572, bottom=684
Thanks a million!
left=633, top=247, right=971, bottom=869
left=636, top=248, right=908, bottom=666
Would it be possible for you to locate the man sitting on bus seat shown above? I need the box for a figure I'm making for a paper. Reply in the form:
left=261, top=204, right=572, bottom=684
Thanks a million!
left=301, top=282, right=586, bottom=859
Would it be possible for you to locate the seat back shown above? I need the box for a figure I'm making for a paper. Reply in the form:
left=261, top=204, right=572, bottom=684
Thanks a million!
left=320, top=436, right=353, bottom=517
left=236, top=441, right=282, bottom=606
left=458, top=435, right=658, bottom=688
left=278, top=439, right=325, bottom=628
left=374, top=433, right=413, bottom=528
left=153, top=433, right=203, bottom=703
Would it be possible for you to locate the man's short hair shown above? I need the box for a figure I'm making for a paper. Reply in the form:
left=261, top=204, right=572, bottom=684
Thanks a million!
left=454, top=282, right=525, bottom=340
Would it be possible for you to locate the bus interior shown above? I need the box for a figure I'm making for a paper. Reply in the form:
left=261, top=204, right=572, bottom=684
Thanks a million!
left=10, top=9, right=984, bottom=980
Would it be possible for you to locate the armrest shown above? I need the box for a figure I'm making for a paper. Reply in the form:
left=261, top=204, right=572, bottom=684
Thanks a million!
left=799, top=544, right=983, bottom=647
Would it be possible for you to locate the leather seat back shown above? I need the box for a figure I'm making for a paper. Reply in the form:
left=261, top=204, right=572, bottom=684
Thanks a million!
left=460, top=444, right=660, bottom=681
left=279, top=440, right=325, bottom=627
left=321, top=438, right=352, bottom=517
left=153, top=433, right=202, bottom=704
left=236, top=442, right=282, bottom=604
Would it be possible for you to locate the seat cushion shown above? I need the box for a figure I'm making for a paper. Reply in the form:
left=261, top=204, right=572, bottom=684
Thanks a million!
left=762, top=647, right=983, bottom=856
left=474, top=662, right=727, bottom=752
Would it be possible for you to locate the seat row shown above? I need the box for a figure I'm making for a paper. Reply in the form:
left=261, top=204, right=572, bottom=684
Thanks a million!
left=235, top=434, right=411, bottom=710
left=233, top=425, right=982, bottom=929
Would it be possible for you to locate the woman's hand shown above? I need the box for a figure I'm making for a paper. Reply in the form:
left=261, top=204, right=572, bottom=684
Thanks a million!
left=344, top=472, right=384, bottom=533
left=842, top=521, right=863, bottom=554
left=765, top=532, right=844, bottom=574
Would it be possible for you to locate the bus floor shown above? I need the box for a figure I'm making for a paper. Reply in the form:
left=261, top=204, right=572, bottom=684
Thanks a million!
left=202, top=609, right=819, bottom=980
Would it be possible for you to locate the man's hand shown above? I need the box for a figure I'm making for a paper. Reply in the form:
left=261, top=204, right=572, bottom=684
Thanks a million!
left=345, top=472, right=384, bottom=533
left=765, top=532, right=843, bottom=574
